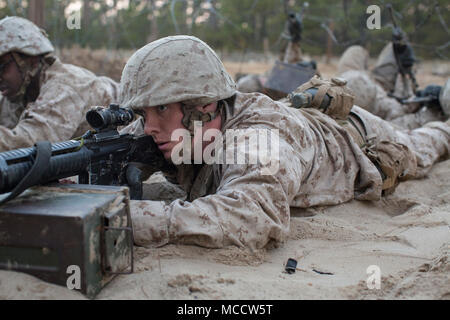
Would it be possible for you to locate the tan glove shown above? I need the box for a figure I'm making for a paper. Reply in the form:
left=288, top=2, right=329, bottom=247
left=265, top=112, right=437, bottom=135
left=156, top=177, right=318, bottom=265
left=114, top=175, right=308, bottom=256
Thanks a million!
left=289, top=75, right=355, bottom=120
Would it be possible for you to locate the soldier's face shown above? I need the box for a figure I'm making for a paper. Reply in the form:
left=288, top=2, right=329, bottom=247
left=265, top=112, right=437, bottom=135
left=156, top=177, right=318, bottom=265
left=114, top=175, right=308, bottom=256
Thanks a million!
left=143, top=102, right=221, bottom=162
left=143, top=103, right=186, bottom=160
left=0, top=54, right=23, bottom=98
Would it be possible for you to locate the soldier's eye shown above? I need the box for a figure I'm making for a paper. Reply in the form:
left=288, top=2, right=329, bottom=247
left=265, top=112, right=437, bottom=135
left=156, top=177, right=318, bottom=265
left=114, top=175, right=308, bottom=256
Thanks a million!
left=157, top=105, right=168, bottom=112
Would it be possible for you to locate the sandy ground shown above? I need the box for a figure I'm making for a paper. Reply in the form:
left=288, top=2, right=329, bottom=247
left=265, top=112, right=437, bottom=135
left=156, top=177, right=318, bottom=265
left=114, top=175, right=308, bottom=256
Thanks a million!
left=1, top=159, right=449, bottom=300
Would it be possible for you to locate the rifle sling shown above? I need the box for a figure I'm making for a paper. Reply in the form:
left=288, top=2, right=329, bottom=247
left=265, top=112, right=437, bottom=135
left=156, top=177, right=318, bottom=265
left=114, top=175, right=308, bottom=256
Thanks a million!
left=0, top=141, right=52, bottom=205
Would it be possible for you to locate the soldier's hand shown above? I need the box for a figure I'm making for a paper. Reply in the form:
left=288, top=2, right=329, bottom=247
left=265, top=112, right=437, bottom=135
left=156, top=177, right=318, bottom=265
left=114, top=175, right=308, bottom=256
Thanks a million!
left=126, top=164, right=143, bottom=200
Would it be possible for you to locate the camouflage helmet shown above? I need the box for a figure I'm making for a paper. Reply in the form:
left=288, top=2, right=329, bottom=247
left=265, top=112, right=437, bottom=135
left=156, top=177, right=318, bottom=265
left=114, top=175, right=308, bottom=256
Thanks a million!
left=120, top=35, right=236, bottom=110
left=0, top=16, right=54, bottom=57
left=339, top=70, right=376, bottom=110
left=439, top=78, right=450, bottom=117
left=237, top=74, right=264, bottom=93
left=337, top=45, right=369, bottom=75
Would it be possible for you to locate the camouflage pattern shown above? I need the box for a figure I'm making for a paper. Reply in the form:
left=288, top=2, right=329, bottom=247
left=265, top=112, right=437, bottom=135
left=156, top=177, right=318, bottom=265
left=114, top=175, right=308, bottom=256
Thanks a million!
left=337, top=44, right=445, bottom=127
left=290, top=75, right=355, bottom=120
left=123, top=37, right=449, bottom=250
left=390, top=106, right=447, bottom=130
left=236, top=74, right=265, bottom=93
left=120, top=35, right=236, bottom=110
left=0, top=16, right=54, bottom=56
left=338, top=70, right=376, bottom=111
left=129, top=92, right=449, bottom=249
left=338, top=69, right=410, bottom=121
left=371, top=43, right=399, bottom=93
left=0, top=17, right=56, bottom=104
left=337, top=45, right=369, bottom=75
left=0, top=58, right=119, bottom=151
left=371, top=81, right=418, bottom=120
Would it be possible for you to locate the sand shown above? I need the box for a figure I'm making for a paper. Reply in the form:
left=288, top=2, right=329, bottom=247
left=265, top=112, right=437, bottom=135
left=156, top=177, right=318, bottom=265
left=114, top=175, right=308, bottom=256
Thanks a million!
left=1, top=159, right=448, bottom=300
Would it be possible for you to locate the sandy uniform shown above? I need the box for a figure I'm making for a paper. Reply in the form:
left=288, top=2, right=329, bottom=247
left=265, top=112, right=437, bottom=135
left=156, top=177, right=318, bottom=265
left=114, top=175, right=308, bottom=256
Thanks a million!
left=129, top=92, right=449, bottom=250
left=337, top=44, right=446, bottom=128
left=0, top=57, right=119, bottom=151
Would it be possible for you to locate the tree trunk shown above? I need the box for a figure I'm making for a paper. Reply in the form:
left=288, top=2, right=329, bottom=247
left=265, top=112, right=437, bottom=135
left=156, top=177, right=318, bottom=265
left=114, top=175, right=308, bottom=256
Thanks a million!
left=82, top=0, right=91, bottom=30
left=208, top=0, right=219, bottom=31
left=326, top=20, right=334, bottom=63
left=254, top=13, right=262, bottom=45
left=147, top=0, right=159, bottom=42
left=28, top=0, right=45, bottom=28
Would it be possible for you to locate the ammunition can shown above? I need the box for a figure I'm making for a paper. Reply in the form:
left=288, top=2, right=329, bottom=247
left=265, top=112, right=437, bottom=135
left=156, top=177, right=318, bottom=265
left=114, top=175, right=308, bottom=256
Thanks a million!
left=0, top=184, right=133, bottom=299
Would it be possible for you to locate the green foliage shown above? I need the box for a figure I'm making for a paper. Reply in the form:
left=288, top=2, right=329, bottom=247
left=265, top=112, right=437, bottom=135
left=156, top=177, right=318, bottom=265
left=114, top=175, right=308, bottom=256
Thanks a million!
left=0, top=0, right=448, bottom=59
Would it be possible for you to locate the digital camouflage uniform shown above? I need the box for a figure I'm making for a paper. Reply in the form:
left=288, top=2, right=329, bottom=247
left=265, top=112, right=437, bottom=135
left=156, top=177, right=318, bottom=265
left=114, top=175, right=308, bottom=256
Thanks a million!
left=337, top=44, right=446, bottom=129
left=120, top=36, right=450, bottom=250
left=0, top=17, right=119, bottom=151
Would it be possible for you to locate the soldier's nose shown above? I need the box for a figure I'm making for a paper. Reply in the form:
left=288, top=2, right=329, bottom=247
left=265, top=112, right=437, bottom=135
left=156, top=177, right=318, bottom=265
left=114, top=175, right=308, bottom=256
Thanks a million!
left=144, top=120, right=160, bottom=136
left=143, top=110, right=161, bottom=136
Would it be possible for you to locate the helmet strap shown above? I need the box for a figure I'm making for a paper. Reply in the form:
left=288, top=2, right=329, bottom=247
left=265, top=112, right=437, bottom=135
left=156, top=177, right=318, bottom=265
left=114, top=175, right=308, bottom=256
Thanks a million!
left=181, top=100, right=225, bottom=136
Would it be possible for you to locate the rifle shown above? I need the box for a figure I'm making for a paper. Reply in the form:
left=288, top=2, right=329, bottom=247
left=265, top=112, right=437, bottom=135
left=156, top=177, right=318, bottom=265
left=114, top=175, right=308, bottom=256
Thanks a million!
left=387, top=4, right=418, bottom=94
left=0, top=104, right=172, bottom=298
left=0, top=104, right=172, bottom=204
left=401, top=96, right=434, bottom=105
left=400, top=85, right=442, bottom=108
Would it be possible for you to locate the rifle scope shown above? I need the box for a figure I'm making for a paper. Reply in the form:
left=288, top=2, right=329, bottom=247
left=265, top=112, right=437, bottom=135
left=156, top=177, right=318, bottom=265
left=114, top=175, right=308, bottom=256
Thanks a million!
left=86, top=104, right=134, bottom=130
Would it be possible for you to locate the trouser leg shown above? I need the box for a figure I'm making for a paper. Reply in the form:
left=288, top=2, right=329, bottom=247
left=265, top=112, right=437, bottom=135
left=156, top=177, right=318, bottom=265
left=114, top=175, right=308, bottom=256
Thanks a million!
left=373, top=84, right=414, bottom=120
left=337, top=45, right=368, bottom=74
left=283, top=41, right=302, bottom=64
left=390, top=107, right=446, bottom=130
left=352, top=106, right=449, bottom=178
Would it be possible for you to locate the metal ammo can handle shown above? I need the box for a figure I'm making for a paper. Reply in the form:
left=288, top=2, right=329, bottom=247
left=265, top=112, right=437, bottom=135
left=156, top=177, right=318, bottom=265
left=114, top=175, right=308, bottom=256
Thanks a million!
left=289, top=88, right=331, bottom=110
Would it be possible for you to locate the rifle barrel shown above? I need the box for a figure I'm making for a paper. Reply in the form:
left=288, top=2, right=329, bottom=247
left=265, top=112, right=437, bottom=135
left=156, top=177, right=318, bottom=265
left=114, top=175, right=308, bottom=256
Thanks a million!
left=387, top=4, right=397, bottom=28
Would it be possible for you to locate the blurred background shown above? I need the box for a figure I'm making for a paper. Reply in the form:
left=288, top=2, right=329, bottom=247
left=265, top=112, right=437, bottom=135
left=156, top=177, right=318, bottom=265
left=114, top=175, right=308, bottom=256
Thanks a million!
left=1, top=0, right=448, bottom=83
